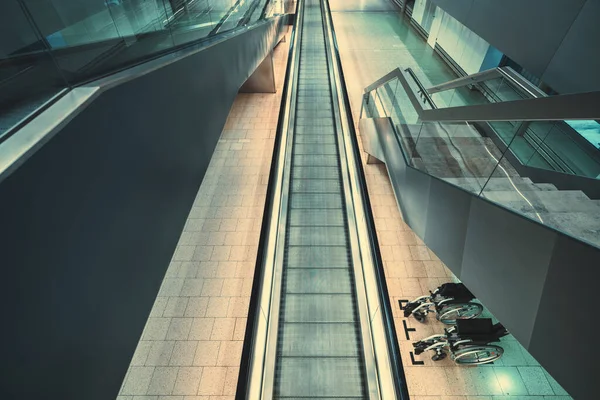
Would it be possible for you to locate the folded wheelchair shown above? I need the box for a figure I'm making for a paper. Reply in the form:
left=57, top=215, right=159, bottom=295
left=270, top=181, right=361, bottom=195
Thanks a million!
left=413, top=318, right=508, bottom=365
left=403, top=282, right=483, bottom=324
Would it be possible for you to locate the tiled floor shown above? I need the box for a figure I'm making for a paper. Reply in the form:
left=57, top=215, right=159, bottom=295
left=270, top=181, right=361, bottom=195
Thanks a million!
left=330, top=1, right=573, bottom=399
left=116, top=34, right=290, bottom=400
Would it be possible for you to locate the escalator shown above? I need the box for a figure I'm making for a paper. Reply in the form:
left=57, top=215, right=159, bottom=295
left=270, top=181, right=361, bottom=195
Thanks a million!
left=239, top=0, right=406, bottom=398
left=273, top=0, right=368, bottom=396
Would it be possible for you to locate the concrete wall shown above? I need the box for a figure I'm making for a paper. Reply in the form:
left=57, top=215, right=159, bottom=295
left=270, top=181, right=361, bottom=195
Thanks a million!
left=0, top=17, right=282, bottom=400
left=430, top=0, right=600, bottom=94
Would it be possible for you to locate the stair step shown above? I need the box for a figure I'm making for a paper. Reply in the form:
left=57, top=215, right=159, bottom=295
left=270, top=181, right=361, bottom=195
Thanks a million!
left=415, top=157, right=520, bottom=178
left=531, top=183, right=559, bottom=191
left=443, top=177, right=559, bottom=193
left=483, top=190, right=600, bottom=213
left=402, top=123, right=481, bottom=139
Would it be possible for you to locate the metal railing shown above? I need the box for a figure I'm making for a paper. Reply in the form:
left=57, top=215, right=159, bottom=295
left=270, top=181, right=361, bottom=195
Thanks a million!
left=426, top=66, right=546, bottom=99
left=366, top=67, right=600, bottom=122
left=362, top=67, right=600, bottom=248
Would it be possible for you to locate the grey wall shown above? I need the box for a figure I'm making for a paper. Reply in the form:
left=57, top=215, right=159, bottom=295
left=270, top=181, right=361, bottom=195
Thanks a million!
left=430, top=0, right=600, bottom=94
left=0, top=17, right=282, bottom=400
left=370, top=116, right=599, bottom=399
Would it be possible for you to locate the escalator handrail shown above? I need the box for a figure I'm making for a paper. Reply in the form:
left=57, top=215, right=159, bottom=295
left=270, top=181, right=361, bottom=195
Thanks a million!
left=0, top=13, right=281, bottom=146
left=368, top=68, right=600, bottom=180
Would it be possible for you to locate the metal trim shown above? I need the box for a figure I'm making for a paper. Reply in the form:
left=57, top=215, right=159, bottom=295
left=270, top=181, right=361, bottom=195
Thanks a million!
left=497, top=66, right=547, bottom=99
left=0, top=87, right=100, bottom=184
left=257, top=3, right=301, bottom=395
left=364, top=68, right=403, bottom=93
left=420, top=91, right=600, bottom=121
left=0, top=88, right=69, bottom=145
left=426, top=68, right=503, bottom=94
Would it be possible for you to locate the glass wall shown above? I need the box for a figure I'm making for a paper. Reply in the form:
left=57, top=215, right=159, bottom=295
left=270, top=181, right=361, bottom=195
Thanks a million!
left=434, top=9, right=490, bottom=75
left=0, top=0, right=277, bottom=140
left=412, top=0, right=435, bottom=34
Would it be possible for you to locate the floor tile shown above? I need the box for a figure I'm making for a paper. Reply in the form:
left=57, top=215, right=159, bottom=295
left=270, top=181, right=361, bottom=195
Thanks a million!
left=147, top=367, right=178, bottom=395
left=121, top=366, right=154, bottom=395
left=197, top=367, right=228, bottom=395
left=193, top=341, right=221, bottom=366
left=146, top=341, right=175, bottom=366
left=170, top=341, right=198, bottom=367
left=172, top=367, right=203, bottom=395
left=492, top=367, right=528, bottom=396
left=518, top=367, right=554, bottom=395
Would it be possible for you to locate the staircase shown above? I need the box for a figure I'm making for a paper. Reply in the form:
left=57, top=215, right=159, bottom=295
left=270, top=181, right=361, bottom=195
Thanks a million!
left=396, top=121, right=600, bottom=247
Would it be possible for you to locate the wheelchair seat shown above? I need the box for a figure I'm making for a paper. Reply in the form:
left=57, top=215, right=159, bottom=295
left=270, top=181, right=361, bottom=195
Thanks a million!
left=437, top=283, right=475, bottom=301
left=455, top=318, right=507, bottom=344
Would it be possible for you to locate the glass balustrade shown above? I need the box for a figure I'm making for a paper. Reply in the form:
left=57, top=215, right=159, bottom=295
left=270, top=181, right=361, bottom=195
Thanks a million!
left=362, top=71, right=600, bottom=249
left=0, top=0, right=281, bottom=140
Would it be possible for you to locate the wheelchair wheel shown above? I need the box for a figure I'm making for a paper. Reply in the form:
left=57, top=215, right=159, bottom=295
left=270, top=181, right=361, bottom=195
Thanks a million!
left=413, top=311, right=427, bottom=322
left=432, top=351, right=447, bottom=361
left=452, top=345, right=504, bottom=365
left=437, top=302, right=483, bottom=324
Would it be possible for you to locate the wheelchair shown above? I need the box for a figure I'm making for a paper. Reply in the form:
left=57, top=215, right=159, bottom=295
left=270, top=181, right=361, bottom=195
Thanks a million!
left=413, top=318, right=508, bottom=365
left=403, top=282, right=483, bottom=324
